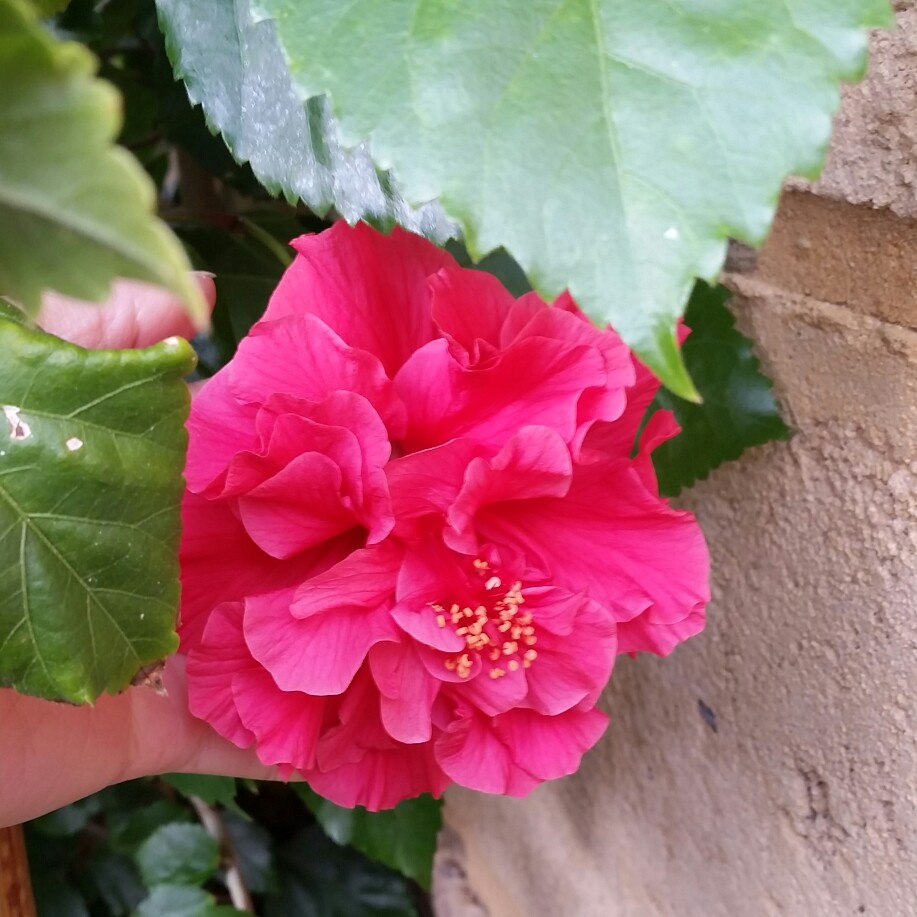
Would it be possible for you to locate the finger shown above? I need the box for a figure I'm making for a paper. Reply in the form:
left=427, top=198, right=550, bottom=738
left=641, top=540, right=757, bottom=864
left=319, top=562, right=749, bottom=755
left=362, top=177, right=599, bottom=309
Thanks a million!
left=37, top=274, right=217, bottom=350
left=124, top=655, right=286, bottom=784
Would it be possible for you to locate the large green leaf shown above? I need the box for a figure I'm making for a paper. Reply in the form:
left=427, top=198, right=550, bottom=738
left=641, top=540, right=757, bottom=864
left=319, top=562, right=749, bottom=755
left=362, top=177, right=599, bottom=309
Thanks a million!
left=0, top=314, right=194, bottom=702
left=0, top=0, right=206, bottom=321
left=155, top=0, right=457, bottom=242
left=135, top=885, right=247, bottom=917
left=297, top=788, right=442, bottom=890
left=136, top=823, right=220, bottom=887
left=648, top=282, right=791, bottom=496
left=256, top=0, right=889, bottom=398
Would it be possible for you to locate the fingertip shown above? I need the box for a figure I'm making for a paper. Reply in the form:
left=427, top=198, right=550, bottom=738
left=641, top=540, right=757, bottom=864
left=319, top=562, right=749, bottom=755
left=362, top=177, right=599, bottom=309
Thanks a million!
left=193, top=272, right=217, bottom=315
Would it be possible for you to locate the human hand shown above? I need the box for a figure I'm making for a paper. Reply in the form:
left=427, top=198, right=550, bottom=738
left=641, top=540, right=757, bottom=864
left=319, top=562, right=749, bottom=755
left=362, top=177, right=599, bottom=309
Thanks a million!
left=0, top=277, right=281, bottom=829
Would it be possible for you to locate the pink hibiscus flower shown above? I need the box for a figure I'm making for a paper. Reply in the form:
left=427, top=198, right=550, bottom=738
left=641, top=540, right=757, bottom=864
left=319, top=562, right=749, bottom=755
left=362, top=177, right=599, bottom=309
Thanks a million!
left=180, top=222, right=709, bottom=810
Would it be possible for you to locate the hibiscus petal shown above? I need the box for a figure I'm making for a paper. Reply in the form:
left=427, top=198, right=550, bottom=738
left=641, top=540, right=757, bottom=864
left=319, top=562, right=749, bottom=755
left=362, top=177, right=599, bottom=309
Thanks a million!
left=454, top=659, right=527, bottom=717
left=237, top=452, right=355, bottom=559
left=369, top=642, right=440, bottom=743
left=469, top=459, right=709, bottom=656
left=289, top=542, right=402, bottom=619
left=395, top=335, right=606, bottom=453
left=391, top=604, right=466, bottom=653
left=493, top=706, right=609, bottom=781
left=229, top=313, right=406, bottom=438
left=307, top=742, right=450, bottom=811
left=435, top=709, right=540, bottom=796
left=233, top=668, right=326, bottom=771
left=430, top=267, right=516, bottom=354
left=616, top=602, right=705, bottom=656
left=263, top=222, right=456, bottom=376
left=447, top=426, right=573, bottom=551
left=245, top=592, right=397, bottom=695
left=523, top=596, right=617, bottom=715
left=184, top=602, right=255, bottom=748
left=386, top=439, right=480, bottom=524
left=185, top=383, right=259, bottom=494
left=179, top=493, right=346, bottom=648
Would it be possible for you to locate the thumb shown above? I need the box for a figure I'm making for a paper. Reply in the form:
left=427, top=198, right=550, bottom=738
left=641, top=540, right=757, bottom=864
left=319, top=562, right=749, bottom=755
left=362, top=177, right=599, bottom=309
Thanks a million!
left=36, top=274, right=217, bottom=350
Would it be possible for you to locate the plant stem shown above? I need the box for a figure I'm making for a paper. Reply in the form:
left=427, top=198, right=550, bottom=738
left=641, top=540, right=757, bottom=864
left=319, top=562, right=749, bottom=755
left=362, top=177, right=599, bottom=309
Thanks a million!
left=188, top=796, right=254, bottom=913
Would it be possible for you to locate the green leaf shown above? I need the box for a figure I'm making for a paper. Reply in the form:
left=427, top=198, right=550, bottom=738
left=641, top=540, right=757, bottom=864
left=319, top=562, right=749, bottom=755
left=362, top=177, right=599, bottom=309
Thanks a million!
left=135, top=823, right=220, bottom=887
left=108, top=799, right=193, bottom=855
left=297, top=787, right=441, bottom=890
left=154, top=0, right=456, bottom=241
left=648, top=282, right=791, bottom=496
left=222, top=810, right=279, bottom=895
left=135, top=884, right=250, bottom=917
left=0, top=316, right=194, bottom=702
left=134, top=885, right=214, bottom=917
left=266, top=826, right=417, bottom=917
left=30, top=794, right=102, bottom=837
left=257, top=0, right=890, bottom=397
left=30, top=869, right=91, bottom=917
left=85, top=851, right=147, bottom=916
left=161, top=774, right=239, bottom=808
left=0, top=0, right=206, bottom=321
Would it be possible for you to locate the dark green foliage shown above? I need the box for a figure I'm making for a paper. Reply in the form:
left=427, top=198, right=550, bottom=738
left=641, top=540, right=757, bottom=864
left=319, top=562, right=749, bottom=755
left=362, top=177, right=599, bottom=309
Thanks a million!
left=297, top=788, right=443, bottom=890
left=25, top=780, right=424, bottom=916
left=648, top=282, right=792, bottom=496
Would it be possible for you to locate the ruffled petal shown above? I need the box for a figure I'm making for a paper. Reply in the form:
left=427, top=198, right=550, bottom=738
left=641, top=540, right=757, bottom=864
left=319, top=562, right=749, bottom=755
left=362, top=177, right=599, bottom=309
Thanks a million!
left=244, top=589, right=398, bottom=696
left=307, top=668, right=450, bottom=809
left=465, top=458, right=709, bottom=655
left=233, top=668, right=326, bottom=771
left=179, top=493, right=346, bottom=648
left=307, top=742, right=449, bottom=811
left=185, top=383, right=259, bottom=494
left=369, top=642, right=440, bottom=743
left=447, top=426, right=573, bottom=552
left=523, top=594, right=617, bottom=715
left=289, top=542, right=402, bottom=619
left=430, top=266, right=516, bottom=356
left=394, top=335, right=606, bottom=453
left=237, top=453, right=353, bottom=558
left=386, top=439, right=480, bottom=527
left=229, top=313, right=406, bottom=438
left=263, top=222, right=456, bottom=376
left=184, top=602, right=255, bottom=749
left=435, top=708, right=540, bottom=796
left=391, top=604, right=466, bottom=653
left=493, top=706, right=609, bottom=781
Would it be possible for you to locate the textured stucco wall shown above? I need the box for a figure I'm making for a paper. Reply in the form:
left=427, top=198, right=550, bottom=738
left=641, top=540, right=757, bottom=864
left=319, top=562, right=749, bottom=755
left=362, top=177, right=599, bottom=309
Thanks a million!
left=433, top=12, right=917, bottom=917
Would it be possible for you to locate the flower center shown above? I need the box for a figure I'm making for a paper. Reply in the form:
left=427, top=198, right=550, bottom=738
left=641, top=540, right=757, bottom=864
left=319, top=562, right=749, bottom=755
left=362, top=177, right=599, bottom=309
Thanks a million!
left=430, top=558, right=538, bottom=680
